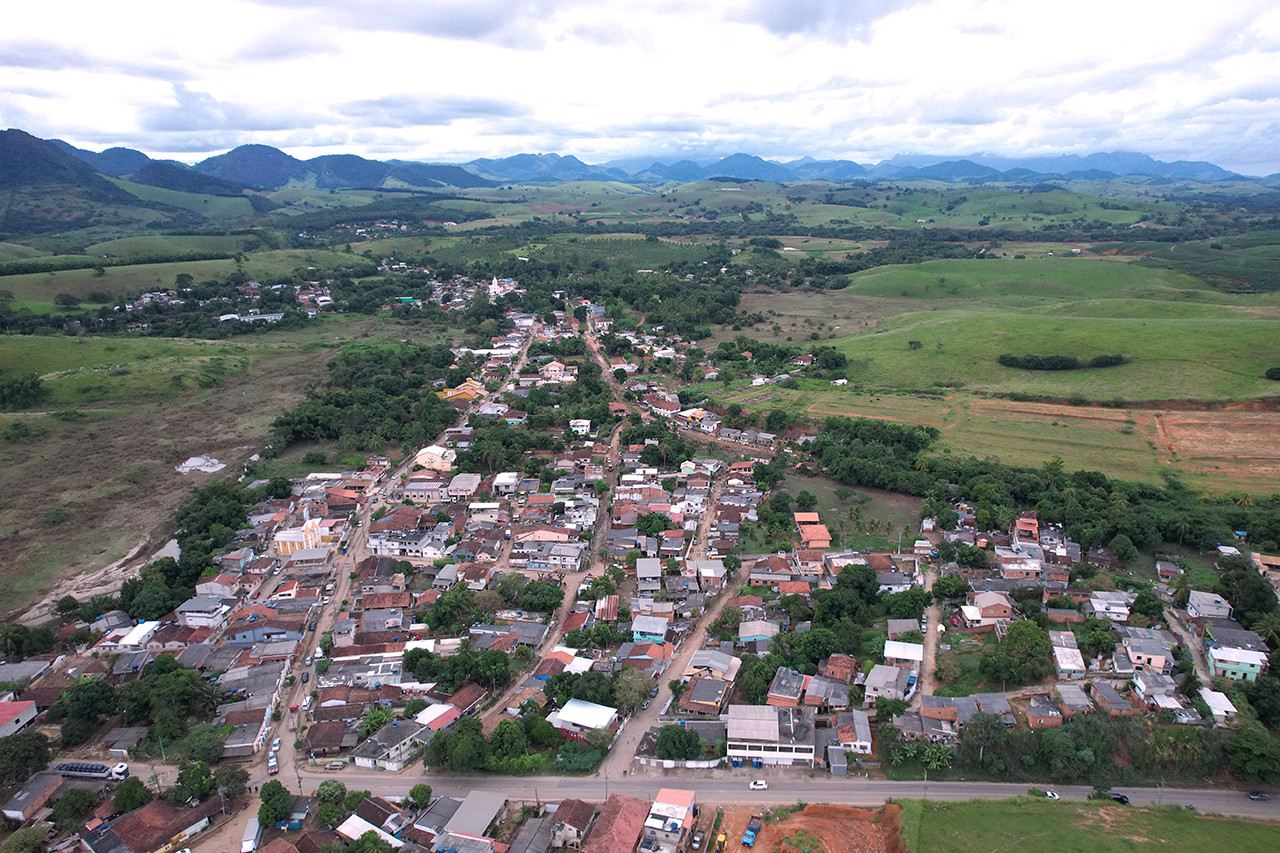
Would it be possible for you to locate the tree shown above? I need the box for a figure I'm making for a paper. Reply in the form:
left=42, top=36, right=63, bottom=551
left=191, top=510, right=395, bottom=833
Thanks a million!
left=876, top=698, right=909, bottom=723
left=613, top=668, right=654, bottom=711
left=656, top=724, right=703, bottom=760
left=930, top=575, right=969, bottom=602
left=114, top=776, right=154, bottom=813
left=317, top=802, right=344, bottom=828
left=358, top=706, right=394, bottom=739
left=409, top=783, right=433, bottom=810
left=0, top=732, right=51, bottom=784
left=490, top=718, right=529, bottom=761
left=795, top=490, right=818, bottom=510
left=934, top=653, right=962, bottom=685
left=185, top=723, right=225, bottom=764
left=60, top=677, right=116, bottom=745
left=958, top=711, right=1007, bottom=768
left=922, top=741, right=953, bottom=770
left=1227, top=722, right=1280, bottom=783
left=259, top=780, right=293, bottom=825
left=517, top=581, right=565, bottom=613
left=636, top=512, right=674, bottom=536
left=347, top=830, right=396, bottom=853
left=1108, top=533, right=1138, bottom=566
left=171, top=761, right=215, bottom=803
left=2, top=828, right=49, bottom=853
left=585, top=727, right=614, bottom=752
left=214, top=764, right=249, bottom=799
left=56, top=595, right=81, bottom=617
left=527, top=717, right=559, bottom=747
left=52, top=786, right=96, bottom=828
left=887, top=588, right=931, bottom=619
left=316, top=779, right=348, bottom=805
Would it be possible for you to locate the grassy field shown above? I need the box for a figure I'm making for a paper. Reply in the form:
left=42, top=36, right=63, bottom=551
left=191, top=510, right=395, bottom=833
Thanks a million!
left=781, top=472, right=924, bottom=550
left=0, top=248, right=359, bottom=303
left=897, top=797, right=1279, bottom=853
left=0, top=314, right=445, bottom=616
left=109, top=178, right=258, bottom=219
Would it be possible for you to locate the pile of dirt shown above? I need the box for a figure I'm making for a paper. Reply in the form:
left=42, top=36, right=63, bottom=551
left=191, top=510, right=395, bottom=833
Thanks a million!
left=736, top=804, right=904, bottom=853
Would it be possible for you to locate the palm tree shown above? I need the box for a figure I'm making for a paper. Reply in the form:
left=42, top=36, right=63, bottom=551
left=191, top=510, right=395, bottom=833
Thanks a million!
left=923, top=742, right=953, bottom=770
left=1172, top=514, right=1193, bottom=546
left=1251, top=611, right=1280, bottom=649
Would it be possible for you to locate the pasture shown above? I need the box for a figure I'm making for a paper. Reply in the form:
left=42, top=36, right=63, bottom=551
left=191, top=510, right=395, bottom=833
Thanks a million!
left=705, top=381, right=1280, bottom=493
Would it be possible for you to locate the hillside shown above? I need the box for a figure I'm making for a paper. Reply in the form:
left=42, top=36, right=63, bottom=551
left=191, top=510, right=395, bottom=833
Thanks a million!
left=0, top=130, right=190, bottom=236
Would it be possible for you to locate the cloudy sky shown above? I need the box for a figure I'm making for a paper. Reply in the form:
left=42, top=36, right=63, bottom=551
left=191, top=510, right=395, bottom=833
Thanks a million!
left=4, top=0, right=1280, bottom=173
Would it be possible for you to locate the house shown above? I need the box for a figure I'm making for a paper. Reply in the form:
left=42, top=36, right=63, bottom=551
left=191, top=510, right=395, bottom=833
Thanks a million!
left=81, top=797, right=224, bottom=853
left=738, top=619, right=781, bottom=644
left=641, top=789, right=697, bottom=853
left=765, top=667, right=806, bottom=707
left=679, top=677, right=731, bottom=715
left=798, top=525, right=832, bottom=550
left=1084, top=590, right=1134, bottom=623
left=883, top=640, right=924, bottom=671
left=547, top=698, right=618, bottom=743
left=415, top=445, right=458, bottom=471
left=581, top=795, right=649, bottom=853
left=1089, top=680, right=1137, bottom=716
left=876, top=571, right=914, bottom=595
left=1201, top=688, right=1239, bottom=724
left=724, top=704, right=816, bottom=767
left=1188, top=590, right=1232, bottom=620
left=632, top=615, right=670, bottom=644
left=864, top=664, right=910, bottom=703
left=1026, top=697, right=1064, bottom=729
left=635, top=558, right=663, bottom=594
left=819, top=654, right=858, bottom=683
left=1052, top=644, right=1086, bottom=680
left=1209, top=646, right=1269, bottom=682
left=1156, top=561, right=1184, bottom=583
left=683, top=649, right=741, bottom=681
left=1053, top=683, right=1093, bottom=717
left=833, top=709, right=873, bottom=755
left=0, top=700, right=37, bottom=737
left=551, top=798, right=597, bottom=849
left=354, top=719, right=427, bottom=771
left=2, top=772, right=61, bottom=823
left=449, top=473, right=483, bottom=502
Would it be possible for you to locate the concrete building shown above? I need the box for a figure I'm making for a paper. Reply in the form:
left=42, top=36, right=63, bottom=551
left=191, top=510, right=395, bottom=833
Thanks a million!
left=725, top=704, right=817, bottom=767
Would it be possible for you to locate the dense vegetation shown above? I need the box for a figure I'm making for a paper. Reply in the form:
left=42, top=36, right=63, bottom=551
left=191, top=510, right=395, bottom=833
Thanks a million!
left=998, top=353, right=1128, bottom=370
left=268, top=341, right=460, bottom=455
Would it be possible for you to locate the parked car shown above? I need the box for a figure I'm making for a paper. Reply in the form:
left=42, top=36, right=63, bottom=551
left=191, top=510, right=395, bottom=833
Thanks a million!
left=1249, top=791, right=1270, bottom=801
left=641, top=699, right=651, bottom=710
left=322, top=596, right=332, bottom=605
left=271, top=737, right=281, bottom=752
left=749, top=780, right=768, bottom=790
left=289, top=704, right=299, bottom=712
left=301, top=672, right=309, bottom=683
left=327, top=761, right=346, bottom=770
left=1106, top=792, right=1130, bottom=805
left=309, top=621, right=317, bottom=632
left=1045, top=791, right=1059, bottom=800
left=692, top=832, right=705, bottom=850
left=649, top=687, right=659, bottom=698
left=305, top=656, right=312, bottom=666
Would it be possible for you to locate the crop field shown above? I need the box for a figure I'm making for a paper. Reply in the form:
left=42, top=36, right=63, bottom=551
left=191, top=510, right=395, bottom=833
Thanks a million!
left=898, top=798, right=1279, bottom=853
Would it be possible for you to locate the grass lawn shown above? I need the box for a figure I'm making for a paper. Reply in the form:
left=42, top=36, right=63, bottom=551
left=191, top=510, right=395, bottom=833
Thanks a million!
left=933, top=634, right=993, bottom=697
left=897, top=797, right=1279, bottom=853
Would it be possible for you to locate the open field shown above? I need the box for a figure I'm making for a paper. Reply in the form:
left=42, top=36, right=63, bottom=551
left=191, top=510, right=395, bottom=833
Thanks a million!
left=705, top=382, right=1280, bottom=493
left=0, top=248, right=359, bottom=303
left=0, top=315, right=433, bottom=617
left=780, top=473, right=924, bottom=551
left=897, top=797, right=1279, bottom=853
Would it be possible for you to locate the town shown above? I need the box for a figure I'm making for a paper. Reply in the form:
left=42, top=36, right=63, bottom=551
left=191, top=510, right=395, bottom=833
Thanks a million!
left=0, top=278, right=1277, bottom=853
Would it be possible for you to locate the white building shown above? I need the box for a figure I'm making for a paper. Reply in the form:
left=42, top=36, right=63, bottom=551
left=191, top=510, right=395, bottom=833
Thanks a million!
left=725, top=705, right=816, bottom=767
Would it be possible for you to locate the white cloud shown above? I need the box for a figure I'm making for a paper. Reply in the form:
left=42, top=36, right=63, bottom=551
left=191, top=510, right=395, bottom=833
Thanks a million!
left=2, top=0, right=1279, bottom=173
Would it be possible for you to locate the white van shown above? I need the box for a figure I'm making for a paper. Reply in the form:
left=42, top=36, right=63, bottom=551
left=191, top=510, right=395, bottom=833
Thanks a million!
left=302, top=695, right=313, bottom=711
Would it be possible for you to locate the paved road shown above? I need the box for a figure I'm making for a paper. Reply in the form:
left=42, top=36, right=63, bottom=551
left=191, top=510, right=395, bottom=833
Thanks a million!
left=276, top=766, right=1280, bottom=821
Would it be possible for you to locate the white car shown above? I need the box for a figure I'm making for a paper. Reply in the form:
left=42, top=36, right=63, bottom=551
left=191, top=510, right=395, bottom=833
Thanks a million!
left=322, top=596, right=332, bottom=605
left=271, top=737, right=281, bottom=753
left=305, top=656, right=313, bottom=666
left=1045, top=790, right=1060, bottom=800
left=749, top=780, right=768, bottom=790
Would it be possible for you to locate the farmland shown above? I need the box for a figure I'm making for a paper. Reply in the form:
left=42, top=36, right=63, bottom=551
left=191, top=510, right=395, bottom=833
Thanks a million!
left=897, top=798, right=1279, bottom=853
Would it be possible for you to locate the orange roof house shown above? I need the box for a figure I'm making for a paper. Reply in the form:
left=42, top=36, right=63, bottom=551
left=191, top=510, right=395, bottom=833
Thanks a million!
left=798, top=524, right=831, bottom=549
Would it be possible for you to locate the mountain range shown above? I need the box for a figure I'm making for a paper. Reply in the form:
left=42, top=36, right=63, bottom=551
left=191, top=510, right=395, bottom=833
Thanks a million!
left=1, top=127, right=1268, bottom=207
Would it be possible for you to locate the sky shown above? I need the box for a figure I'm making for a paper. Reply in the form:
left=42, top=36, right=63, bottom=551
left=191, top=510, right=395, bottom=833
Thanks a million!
left=4, top=0, right=1280, bottom=174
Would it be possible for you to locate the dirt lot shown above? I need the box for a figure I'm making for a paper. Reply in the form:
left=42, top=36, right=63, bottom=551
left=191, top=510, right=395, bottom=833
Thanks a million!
left=719, top=804, right=905, bottom=853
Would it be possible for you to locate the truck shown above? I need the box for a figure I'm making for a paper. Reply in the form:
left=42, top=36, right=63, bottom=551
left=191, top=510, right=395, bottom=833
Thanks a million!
left=55, top=762, right=129, bottom=781
left=741, top=816, right=763, bottom=847
left=714, top=834, right=726, bottom=853
left=241, top=816, right=262, bottom=852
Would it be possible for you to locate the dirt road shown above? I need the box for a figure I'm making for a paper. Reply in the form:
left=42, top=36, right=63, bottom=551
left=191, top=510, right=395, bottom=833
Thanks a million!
left=916, top=565, right=939, bottom=706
